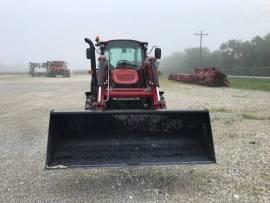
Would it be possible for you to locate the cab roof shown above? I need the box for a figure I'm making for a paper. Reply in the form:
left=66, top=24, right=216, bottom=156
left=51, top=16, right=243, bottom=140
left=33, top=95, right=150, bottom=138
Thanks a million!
left=98, top=39, right=148, bottom=47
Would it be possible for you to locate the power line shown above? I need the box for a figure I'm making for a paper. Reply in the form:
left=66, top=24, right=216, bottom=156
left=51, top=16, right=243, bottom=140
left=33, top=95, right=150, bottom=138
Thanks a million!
left=241, top=2, right=270, bottom=15
left=206, top=2, right=270, bottom=31
left=194, top=30, right=208, bottom=66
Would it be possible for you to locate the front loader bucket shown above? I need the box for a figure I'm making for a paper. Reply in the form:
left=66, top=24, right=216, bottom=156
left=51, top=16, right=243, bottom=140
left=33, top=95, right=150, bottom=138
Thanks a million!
left=46, top=110, right=215, bottom=168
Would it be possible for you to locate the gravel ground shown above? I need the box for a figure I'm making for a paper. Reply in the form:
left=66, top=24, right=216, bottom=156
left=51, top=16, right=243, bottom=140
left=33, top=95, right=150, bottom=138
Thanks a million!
left=0, top=75, right=269, bottom=203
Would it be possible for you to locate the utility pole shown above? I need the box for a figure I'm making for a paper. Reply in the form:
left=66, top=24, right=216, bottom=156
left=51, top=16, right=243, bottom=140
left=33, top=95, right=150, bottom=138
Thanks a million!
left=194, top=30, right=208, bottom=66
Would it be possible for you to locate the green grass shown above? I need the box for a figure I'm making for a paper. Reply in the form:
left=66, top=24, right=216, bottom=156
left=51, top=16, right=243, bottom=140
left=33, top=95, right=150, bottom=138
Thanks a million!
left=242, top=113, right=270, bottom=120
left=228, top=77, right=270, bottom=92
left=209, top=108, right=232, bottom=113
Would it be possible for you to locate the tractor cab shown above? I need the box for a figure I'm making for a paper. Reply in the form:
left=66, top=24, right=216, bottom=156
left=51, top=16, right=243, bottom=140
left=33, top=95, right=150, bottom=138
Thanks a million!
left=103, top=40, right=146, bottom=70
left=102, top=40, right=146, bottom=88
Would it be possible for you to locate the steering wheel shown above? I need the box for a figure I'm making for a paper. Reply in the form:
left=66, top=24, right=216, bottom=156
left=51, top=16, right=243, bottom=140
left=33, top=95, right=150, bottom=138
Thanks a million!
left=116, top=60, right=132, bottom=67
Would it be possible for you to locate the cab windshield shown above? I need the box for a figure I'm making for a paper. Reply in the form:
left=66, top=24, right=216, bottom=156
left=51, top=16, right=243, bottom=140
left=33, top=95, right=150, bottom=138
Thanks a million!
left=104, top=41, right=143, bottom=69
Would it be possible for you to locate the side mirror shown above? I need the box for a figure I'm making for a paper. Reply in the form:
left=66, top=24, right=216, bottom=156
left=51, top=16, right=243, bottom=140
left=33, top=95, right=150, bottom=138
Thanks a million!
left=155, top=48, right=161, bottom=59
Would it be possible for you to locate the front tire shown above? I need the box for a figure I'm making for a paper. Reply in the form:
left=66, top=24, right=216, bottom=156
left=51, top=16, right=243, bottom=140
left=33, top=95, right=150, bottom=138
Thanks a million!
left=85, top=94, right=96, bottom=110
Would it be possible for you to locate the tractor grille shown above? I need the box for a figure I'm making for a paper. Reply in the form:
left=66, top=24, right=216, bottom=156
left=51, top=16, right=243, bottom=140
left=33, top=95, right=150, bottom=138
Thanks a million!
left=112, top=69, right=139, bottom=85
left=117, top=74, right=136, bottom=81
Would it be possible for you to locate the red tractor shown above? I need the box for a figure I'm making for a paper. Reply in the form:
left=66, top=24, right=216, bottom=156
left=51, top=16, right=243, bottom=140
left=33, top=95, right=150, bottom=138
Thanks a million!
left=46, top=37, right=215, bottom=168
left=84, top=38, right=165, bottom=111
left=47, top=61, right=70, bottom=78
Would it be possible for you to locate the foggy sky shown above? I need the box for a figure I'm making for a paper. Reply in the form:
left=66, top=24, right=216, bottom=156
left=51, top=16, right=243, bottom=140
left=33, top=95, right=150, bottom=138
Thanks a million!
left=0, top=0, right=269, bottom=71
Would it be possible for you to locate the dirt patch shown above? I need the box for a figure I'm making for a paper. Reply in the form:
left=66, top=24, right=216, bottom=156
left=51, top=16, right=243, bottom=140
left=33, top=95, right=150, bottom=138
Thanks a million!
left=0, top=75, right=269, bottom=202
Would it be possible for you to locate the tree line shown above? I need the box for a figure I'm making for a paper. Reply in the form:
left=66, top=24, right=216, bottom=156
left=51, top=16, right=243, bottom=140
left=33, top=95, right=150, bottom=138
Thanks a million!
left=160, top=33, right=270, bottom=73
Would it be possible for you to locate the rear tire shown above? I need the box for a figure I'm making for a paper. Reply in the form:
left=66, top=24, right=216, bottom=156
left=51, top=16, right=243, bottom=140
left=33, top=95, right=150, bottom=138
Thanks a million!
left=48, top=72, right=56, bottom=77
left=85, top=94, right=96, bottom=110
left=63, top=70, right=70, bottom=78
left=66, top=70, right=70, bottom=78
